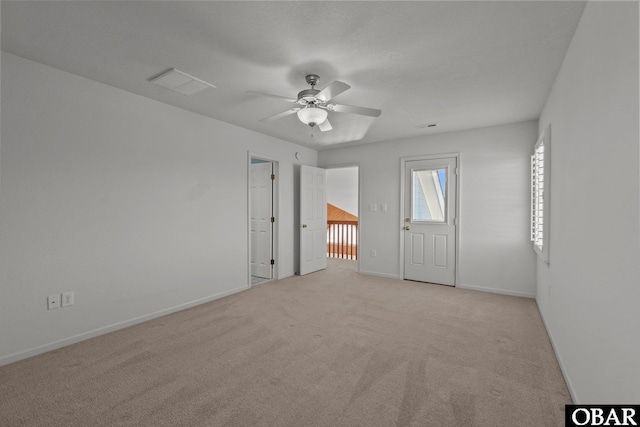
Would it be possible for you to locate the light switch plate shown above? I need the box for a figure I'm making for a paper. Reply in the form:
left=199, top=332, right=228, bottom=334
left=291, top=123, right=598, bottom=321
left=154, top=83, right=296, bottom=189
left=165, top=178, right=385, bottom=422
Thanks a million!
left=62, top=291, right=74, bottom=307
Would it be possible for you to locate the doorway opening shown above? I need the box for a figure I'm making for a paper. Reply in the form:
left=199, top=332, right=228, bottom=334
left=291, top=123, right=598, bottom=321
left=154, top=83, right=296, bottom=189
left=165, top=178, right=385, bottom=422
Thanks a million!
left=248, top=155, right=278, bottom=286
left=326, top=166, right=359, bottom=264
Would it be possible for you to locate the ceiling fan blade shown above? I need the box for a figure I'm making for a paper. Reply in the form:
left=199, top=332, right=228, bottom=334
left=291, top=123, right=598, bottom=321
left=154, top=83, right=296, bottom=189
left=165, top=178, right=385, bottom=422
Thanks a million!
left=329, top=103, right=382, bottom=118
left=318, top=119, right=333, bottom=132
left=260, top=108, right=300, bottom=123
left=247, top=90, right=298, bottom=103
left=315, top=81, right=350, bottom=102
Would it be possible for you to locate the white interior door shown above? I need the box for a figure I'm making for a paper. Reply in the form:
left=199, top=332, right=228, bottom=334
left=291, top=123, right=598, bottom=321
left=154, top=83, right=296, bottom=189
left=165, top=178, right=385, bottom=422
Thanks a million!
left=300, top=165, right=327, bottom=275
left=403, top=157, right=457, bottom=286
left=250, top=162, right=273, bottom=279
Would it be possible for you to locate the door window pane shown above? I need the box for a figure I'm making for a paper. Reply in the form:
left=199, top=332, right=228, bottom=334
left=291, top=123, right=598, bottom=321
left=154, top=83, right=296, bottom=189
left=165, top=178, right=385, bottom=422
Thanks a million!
left=412, top=168, right=446, bottom=222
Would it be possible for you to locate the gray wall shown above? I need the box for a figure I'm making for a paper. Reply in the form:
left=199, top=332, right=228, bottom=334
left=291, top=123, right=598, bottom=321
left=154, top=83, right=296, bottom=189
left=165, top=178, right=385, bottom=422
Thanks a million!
left=319, top=121, right=538, bottom=298
left=0, top=53, right=317, bottom=364
left=327, top=166, right=359, bottom=216
left=536, top=2, right=640, bottom=403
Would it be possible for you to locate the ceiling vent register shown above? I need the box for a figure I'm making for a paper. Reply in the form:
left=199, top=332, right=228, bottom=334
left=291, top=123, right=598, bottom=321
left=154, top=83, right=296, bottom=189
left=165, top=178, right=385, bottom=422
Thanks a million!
left=150, top=68, right=216, bottom=96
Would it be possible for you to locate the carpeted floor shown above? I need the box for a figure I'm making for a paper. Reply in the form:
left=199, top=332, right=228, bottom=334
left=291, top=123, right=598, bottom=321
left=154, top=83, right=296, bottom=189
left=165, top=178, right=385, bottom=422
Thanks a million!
left=0, top=259, right=571, bottom=426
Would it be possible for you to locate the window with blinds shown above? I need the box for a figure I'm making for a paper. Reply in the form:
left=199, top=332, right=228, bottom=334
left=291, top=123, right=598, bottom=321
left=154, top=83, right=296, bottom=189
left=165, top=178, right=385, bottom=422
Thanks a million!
left=531, top=143, right=544, bottom=248
left=531, top=125, right=550, bottom=262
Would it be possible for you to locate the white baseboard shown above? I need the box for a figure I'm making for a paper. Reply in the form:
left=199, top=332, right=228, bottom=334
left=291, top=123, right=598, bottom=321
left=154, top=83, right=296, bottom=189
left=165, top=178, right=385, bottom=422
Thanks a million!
left=358, top=270, right=401, bottom=280
left=536, top=300, right=580, bottom=404
left=456, top=283, right=535, bottom=299
left=0, top=285, right=249, bottom=367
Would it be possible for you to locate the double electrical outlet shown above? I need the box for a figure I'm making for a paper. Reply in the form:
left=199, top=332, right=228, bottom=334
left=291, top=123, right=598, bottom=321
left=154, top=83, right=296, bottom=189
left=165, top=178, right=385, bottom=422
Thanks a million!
left=47, top=292, right=74, bottom=310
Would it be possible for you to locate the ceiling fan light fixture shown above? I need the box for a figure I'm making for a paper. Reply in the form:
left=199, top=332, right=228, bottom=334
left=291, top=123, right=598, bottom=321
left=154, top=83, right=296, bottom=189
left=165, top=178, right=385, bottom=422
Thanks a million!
left=297, top=106, right=328, bottom=127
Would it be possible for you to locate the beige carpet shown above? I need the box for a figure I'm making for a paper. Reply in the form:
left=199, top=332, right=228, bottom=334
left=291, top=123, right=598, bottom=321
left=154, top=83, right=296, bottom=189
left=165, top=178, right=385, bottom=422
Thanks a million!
left=0, top=259, right=571, bottom=426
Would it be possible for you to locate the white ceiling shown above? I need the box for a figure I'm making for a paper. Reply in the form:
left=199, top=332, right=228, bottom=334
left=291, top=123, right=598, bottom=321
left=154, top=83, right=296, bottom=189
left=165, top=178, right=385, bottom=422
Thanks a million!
left=2, top=1, right=586, bottom=150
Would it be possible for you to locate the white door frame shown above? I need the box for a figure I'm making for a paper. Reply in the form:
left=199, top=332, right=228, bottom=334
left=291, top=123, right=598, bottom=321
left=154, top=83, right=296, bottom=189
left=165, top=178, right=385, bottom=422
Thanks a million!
left=250, top=162, right=273, bottom=280
left=324, top=163, right=361, bottom=273
left=247, top=152, right=279, bottom=287
left=399, top=153, right=461, bottom=284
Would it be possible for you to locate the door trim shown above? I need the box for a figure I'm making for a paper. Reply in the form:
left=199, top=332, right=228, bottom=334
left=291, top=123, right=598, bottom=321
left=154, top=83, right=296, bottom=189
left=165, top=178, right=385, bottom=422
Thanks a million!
left=247, top=152, right=279, bottom=287
left=399, top=153, right=460, bottom=284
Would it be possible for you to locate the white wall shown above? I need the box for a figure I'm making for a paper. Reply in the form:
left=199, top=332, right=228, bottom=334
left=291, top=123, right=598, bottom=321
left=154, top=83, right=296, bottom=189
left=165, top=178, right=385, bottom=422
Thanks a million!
left=327, top=166, right=358, bottom=216
left=0, top=52, right=317, bottom=365
left=319, top=121, right=537, bottom=297
left=536, top=3, right=640, bottom=403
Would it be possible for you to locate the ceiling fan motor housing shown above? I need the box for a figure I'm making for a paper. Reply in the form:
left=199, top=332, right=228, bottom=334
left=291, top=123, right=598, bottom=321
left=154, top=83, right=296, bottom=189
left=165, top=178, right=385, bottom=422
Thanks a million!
left=297, top=88, right=321, bottom=105
left=297, top=74, right=323, bottom=105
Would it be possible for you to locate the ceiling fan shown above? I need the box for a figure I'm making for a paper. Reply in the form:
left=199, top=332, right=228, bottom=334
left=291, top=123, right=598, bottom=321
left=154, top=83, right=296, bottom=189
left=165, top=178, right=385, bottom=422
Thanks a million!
left=250, top=74, right=381, bottom=132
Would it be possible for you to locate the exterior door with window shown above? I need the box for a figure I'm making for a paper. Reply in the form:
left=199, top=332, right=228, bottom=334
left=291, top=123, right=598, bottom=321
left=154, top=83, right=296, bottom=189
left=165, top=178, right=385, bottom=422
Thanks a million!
left=403, top=157, right=457, bottom=286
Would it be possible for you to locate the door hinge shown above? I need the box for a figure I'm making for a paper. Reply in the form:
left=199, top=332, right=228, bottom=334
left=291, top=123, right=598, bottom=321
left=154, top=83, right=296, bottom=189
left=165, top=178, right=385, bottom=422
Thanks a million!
left=270, top=217, right=275, bottom=223
left=271, top=174, right=275, bottom=180
left=270, top=259, right=275, bottom=265
left=455, top=167, right=459, bottom=176
left=454, top=218, right=459, bottom=226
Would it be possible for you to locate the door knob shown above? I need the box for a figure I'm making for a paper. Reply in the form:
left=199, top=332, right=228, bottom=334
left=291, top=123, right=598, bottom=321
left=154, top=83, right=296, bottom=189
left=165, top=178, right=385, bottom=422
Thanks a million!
left=405, top=218, right=411, bottom=223
left=301, top=224, right=308, bottom=228
left=404, top=225, right=410, bottom=230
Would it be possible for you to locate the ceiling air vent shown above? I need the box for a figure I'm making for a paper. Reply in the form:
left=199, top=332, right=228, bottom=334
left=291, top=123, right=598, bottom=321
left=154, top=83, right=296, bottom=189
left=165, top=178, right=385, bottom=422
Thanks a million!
left=150, top=68, right=216, bottom=96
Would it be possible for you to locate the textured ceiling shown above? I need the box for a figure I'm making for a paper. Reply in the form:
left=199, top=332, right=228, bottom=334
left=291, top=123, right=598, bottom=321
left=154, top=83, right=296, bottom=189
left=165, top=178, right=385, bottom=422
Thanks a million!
left=2, top=1, right=586, bottom=150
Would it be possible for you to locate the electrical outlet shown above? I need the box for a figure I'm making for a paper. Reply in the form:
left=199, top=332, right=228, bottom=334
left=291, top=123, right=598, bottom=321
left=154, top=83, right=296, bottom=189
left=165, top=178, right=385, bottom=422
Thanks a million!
left=62, top=291, right=74, bottom=307
left=371, top=249, right=377, bottom=257
left=48, top=295, right=61, bottom=310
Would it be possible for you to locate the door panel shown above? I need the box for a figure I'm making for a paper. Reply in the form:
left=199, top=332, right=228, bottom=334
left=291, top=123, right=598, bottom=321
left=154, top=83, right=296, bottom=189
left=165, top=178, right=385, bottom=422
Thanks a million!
left=411, top=234, right=425, bottom=265
left=404, top=157, right=457, bottom=286
left=300, top=165, right=327, bottom=275
left=313, top=229, right=324, bottom=259
left=433, top=234, right=448, bottom=268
